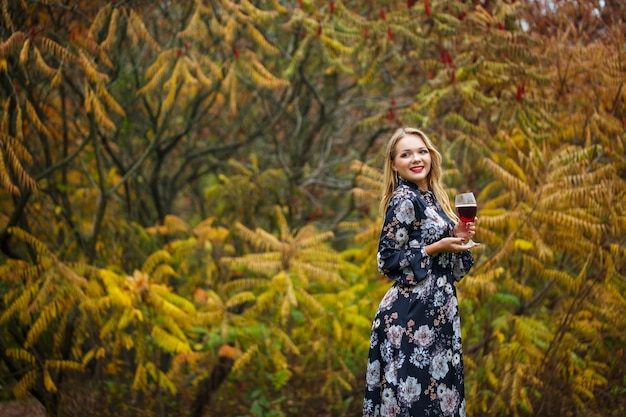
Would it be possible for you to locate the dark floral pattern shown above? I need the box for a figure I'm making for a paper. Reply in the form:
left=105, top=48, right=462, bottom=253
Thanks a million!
left=363, top=179, right=474, bottom=417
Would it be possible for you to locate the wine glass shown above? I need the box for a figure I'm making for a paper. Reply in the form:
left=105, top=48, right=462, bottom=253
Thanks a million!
left=455, top=192, right=480, bottom=247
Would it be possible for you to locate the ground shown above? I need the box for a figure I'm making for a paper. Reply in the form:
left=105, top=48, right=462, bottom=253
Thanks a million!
left=0, top=401, right=46, bottom=417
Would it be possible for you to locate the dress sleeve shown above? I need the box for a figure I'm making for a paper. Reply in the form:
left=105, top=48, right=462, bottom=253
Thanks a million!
left=377, top=195, right=432, bottom=285
left=452, top=250, right=474, bottom=281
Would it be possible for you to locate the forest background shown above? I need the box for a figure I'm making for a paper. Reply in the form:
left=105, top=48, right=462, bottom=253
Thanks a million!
left=0, top=0, right=625, bottom=416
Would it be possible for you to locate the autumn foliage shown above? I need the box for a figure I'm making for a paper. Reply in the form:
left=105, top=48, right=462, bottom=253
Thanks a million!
left=1, top=1, right=625, bottom=416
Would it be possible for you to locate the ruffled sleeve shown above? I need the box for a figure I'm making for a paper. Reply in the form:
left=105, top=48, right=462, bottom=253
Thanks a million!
left=377, top=193, right=432, bottom=285
left=452, top=250, right=474, bottom=281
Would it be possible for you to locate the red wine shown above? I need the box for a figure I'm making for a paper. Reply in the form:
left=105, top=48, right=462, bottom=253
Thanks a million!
left=456, top=205, right=477, bottom=223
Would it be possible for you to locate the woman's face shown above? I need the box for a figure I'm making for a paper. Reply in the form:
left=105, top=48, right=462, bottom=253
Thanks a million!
left=391, top=134, right=432, bottom=190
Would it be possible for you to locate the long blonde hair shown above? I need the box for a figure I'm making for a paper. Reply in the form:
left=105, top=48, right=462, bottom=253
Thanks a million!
left=379, top=127, right=457, bottom=222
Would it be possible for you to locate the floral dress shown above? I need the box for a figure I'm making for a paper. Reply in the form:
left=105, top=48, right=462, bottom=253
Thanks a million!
left=363, top=179, right=474, bottom=417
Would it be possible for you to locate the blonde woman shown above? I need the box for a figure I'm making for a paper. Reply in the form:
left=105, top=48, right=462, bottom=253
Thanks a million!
left=363, top=127, right=476, bottom=417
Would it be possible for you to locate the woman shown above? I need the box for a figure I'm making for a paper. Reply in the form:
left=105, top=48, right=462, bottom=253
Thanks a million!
left=362, top=127, right=476, bottom=417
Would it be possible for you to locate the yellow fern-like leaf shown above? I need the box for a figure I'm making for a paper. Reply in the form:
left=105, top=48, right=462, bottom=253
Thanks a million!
left=296, top=230, right=334, bottom=249
left=38, top=37, right=75, bottom=64
left=43, top=368, right=57, bottom=392
left=233, top=222, right=282, bottom=251
left=5, top=348, right=36, bottom=365
left=0, top=282, right=37, bottom=325
left=86, top=89, right=115, bottom=131
left=31, top=45, right=57, bottom=78
left=132, top=362, right=148, bottom=391
left=151, top=326, right=191, bottom=354
left=0, top=147, right=19, bottom=195
left=96, top=82, right=126, bottom=117
left=88, top=3, right=112, bottom=40
left=139, top=55, right=175, bottom=95
left=147, top=290, right=189, bottom=323
left=25, top=99, right=52, bottom=138
left=24, top=300, right=57, bottom=348
left=46, top=359, right=84, bottom=372
left=0, top=31, right=25, bottom=57
left=231, top=344, right=258, bottom=374
left=141, top=250, right=172, bottom=275
left=78, top=50, right=108, bottom=83
left=245, top=23, right=279, bottom=55
left=127, top=9, right=160, bottom=51
left=221, top=278, right=268, bottom=295
left=13, top=369, right=37, bottom=398
left=151, top=264, right=178, bottom=283
left=100, top=7, right=121, bottom=52
left=195, top=310, right=223, bottom=326
left=482, top=158, right=532, bottom=198
left=157, top=290, right=196, bottom=314
left=225, top=291, right=256, bottom=310
left=144, top=361, right=177, bottom=394
left=18, top=37, right=29, bottom=65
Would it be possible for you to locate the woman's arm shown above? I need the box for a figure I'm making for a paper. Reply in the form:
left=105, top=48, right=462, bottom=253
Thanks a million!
left=377, top=196, right=432, bottom=285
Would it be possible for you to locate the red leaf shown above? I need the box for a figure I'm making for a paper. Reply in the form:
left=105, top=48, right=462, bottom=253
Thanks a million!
left=387, top=28, right=394, bottom=40
left=380, top=9, right=386, bottom=20
left=233, top=47, right=240, bottom=59
left=425, top=0, right=431, bottom=16
left=516, top=84, right=525, bottom=102
left=330, top=0, right=335, bottom=13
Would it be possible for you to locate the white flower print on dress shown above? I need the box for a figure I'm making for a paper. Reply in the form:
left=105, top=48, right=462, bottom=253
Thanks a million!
left=384, top=352, right=406, bottom=387
left=388, top=325, right=404, bottom=349
left=430, top=351, right=450, bottom=380
left=372, top=318, right=381, bottom=331
left=424, top=206, right=447, bottom=228
left=370, top=331, right=379, bottom=349
left=453, top=352, right=461, bottom=366
left=410, top=347, right=429, bottom=369
left=366, top=359, right=381, bottom=390
left=362, top=399, right=374, bottom=415
left=380, top=339, right=393, bottom=363
left=445, top=297, right=458, bottom=321
left=398, top=376, right=421, bottom=404
left=433, top=290, right=446, bottom=307
left=439, top=385, right=461, bottom=416
left=381, top=388, right=399, bottom=417
left=395, top=227, right=409, bottom=247
left=379, top=287, right=398, bottom=312
left=377, top=252, right=385, bottom=271
left=414, top=325, right=435, bottom=348
left=395, top=200, right=415, bottom=224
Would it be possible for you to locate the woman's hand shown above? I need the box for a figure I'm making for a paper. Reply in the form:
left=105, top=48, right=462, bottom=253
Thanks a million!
left=454, top=217, right=477, bottom=242
left=426, top=237, right=470, bottom=255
